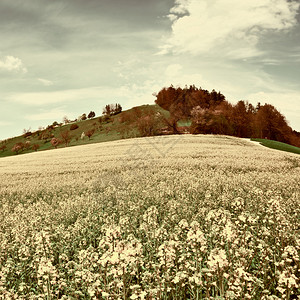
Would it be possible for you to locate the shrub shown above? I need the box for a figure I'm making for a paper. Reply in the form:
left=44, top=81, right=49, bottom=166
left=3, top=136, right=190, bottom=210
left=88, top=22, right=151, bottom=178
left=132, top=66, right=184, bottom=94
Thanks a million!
left=12, top=142, right=25, bottom=154
left=60, top=131, right=72, bottom=147
left=88, top=111, right=96, bottom=119
left=32, top=144, right=40, bottom=151
left=0, top=145, right=7, bottom=152
left=23, top=131, right=32, bottom=138
left=70, top=124, right=79, bottom=131
left=24, top=141, right=31, bottom=150
left=85, top=129, right=95, bottom=140
left=103, top=103, right=122, bottom=116
left=50, top=138, right=60, bottom=149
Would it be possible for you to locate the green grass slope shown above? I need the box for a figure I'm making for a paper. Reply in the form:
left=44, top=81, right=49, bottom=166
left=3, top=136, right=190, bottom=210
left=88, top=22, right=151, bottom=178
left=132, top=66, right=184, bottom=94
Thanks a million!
left=0, top=104, right=169, bottom=158
left=251, top=138, right=300, bottom=155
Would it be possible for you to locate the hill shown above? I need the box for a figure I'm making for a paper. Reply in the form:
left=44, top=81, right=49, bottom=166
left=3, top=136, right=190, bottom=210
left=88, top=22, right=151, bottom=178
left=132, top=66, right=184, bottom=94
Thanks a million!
left=0, top=104, right=172, bottom=158
left=1, top=102, right=300, bottom=158
left=0, top=135, right=299, bottom=298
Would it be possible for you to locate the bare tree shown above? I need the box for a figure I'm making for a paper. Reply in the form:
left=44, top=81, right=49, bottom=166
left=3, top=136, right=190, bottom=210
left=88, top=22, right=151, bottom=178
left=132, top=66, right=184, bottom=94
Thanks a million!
left=60, top=131, right=72, bottom=147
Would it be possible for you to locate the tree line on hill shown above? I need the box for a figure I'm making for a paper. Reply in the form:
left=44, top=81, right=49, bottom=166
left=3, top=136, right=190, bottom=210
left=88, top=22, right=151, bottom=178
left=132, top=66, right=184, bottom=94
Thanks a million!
left=155, top=85, right=300, bottom=147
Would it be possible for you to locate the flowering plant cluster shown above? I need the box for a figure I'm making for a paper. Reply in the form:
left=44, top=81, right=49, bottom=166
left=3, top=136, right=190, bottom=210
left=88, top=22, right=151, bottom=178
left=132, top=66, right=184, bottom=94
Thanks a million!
left=0, top=135, right=299, bottom=299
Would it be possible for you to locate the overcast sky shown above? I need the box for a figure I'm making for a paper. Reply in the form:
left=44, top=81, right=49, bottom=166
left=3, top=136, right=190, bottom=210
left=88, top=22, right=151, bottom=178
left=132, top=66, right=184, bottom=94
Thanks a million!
left=1, top=0, right=300, bottom=140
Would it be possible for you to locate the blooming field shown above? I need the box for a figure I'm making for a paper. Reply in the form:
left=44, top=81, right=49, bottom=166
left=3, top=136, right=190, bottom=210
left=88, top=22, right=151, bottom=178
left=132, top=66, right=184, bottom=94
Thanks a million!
left=0, top=135, right=299, bottom=299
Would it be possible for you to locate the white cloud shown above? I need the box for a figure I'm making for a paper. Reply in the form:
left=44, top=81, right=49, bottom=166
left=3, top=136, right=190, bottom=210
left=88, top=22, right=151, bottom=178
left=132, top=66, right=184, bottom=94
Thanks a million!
left=0, top=121, right=12, bottom=126
left=25, top=107, right=67, bottom=121
left=165, top=64, right=182, bottom=77
left=10, top=87, right=104, bottom=106
left=0, top=56, right=27, bottom=73
left=8, top=84, right=158, bottom=112
left=160, top=0, right=300, bottom=59
left=38, top=78, right=54, bottom=86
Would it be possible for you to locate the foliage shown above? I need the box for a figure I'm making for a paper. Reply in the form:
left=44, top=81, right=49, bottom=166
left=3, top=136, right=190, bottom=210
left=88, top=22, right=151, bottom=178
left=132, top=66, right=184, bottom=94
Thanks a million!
left=50, top=137, right=60, bottom=149
left=136, top=115, right=157, bottom=136
left=103, top=103, right=122, bottom=116
left=60, top=131, right=72, bottom=147
left=0, top=135, right=299, bottom=298
left=23, top=131, right=32, bottom=138
left=155, top=85, right=225, bottom=119
left=88, top=111, right=96, bottom=119
left=0, top=144, right=7, bottom=152
left=11, top=142, right=25, bottom=154
left=32, top=144, right=40, bottom=152
left=62, top=116, right=70, bottom=124
left=155, top=86, right=300, bottom=147
left=85, top=129, right=95, bottom=140
left=70, top=124, right=79, bottom=131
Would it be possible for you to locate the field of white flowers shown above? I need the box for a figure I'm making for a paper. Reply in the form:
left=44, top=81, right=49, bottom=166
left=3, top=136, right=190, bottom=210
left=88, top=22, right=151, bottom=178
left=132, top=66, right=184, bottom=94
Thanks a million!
left=0, top=135, right=299, bottom=299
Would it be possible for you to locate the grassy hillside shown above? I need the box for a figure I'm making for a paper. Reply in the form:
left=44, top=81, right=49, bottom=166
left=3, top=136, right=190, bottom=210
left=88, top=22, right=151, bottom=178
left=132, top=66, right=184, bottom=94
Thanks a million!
left=1, top=104, right=300, bottom=158
left=251, top=138, right=300, bottom=155
left=0, top=104, right=170, bottom=158
left=0, top=135, right=299, bottom=298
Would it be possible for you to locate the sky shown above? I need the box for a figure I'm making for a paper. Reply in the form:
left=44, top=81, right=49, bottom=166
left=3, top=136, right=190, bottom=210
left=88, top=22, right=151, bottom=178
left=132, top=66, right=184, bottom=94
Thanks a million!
left=0, top=0, right=300, bottom=140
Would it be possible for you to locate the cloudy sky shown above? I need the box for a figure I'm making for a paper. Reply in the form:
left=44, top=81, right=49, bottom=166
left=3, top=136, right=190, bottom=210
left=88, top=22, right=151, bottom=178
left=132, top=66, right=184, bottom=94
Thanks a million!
left=1, top=0, right=300, bottom=140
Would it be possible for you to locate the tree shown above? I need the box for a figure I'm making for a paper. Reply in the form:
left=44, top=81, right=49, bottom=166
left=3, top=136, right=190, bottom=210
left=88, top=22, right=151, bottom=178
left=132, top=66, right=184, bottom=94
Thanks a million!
left=103, top=104, right=111, bottom=116
left=32, top=144, right=40, bottom=151
left=24, top=141, right=31, bottom=150
left=12, top=142, right=25, bottom=155
left=136, top=112, right=163, bottom=137
left=60, top=131, right=72, bottom=147
left=155, top=85, right=226, bottom=120
left=0, top=144, right=7, bottom=152
left=230, top=101, right=252, bottom=137
left=114, top=103, right=122, bottom=115
left=51, top=137, right=60, bottom=149
left=62, top=116, right=70, bottom=124
left=70, top=124, right=79, bottom=130
left=85, top=129, right=95, bottom=140
left=88, top=111, right=96, bottom=119
left=103, top=103, right=122, bottom=116
left=190, top=107, right=216, bottom=134
left=254, top=104, right=291, bottom=143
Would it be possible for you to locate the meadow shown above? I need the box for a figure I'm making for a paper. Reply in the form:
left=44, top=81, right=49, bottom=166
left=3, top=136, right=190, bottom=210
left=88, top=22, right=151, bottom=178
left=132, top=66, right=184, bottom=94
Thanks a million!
left=0, top=135, right=299, bottom=299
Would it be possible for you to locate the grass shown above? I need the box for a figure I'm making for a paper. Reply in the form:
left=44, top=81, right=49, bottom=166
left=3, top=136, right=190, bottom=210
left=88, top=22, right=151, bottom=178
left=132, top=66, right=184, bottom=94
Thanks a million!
left=251, top=138, right=300, bottom=155
left=0, top=104, right=169, bottom=158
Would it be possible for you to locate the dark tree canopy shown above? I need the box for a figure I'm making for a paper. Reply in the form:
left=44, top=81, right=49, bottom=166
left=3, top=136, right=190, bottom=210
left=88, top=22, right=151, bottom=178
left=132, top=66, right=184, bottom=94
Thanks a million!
left=103, top=103, right=122, bottom=116
left=155, top=85, right=300, bottom=147
left=88, top=111, right=96, bottom=119
left=155, top=85, right=226, bottom=119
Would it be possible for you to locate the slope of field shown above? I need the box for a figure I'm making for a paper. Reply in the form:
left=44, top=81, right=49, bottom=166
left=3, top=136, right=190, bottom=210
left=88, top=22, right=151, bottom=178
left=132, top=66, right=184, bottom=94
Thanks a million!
left=0, top=135, right=299, bottom=299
